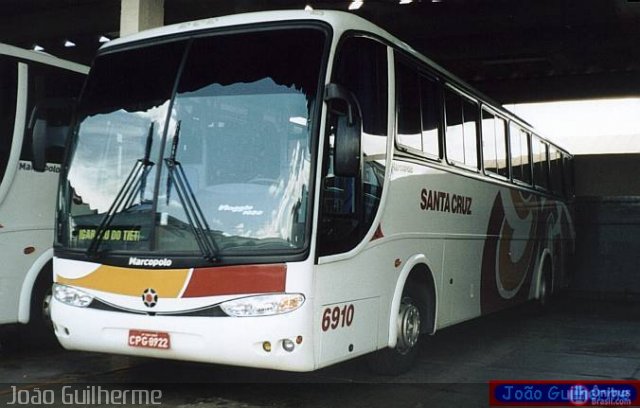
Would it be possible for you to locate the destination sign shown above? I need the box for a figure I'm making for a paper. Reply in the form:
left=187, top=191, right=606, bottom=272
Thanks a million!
left=75, top=228, right=142, bottom=242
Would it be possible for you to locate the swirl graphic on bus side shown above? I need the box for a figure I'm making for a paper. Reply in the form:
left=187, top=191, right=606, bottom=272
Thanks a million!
left=495, top=189, right=539, bottom=299
left=480, top=189, right=563, bottom=314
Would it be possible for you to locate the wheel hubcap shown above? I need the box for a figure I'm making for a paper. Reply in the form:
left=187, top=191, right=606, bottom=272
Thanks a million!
left=396, top=297, right=421, bottom=355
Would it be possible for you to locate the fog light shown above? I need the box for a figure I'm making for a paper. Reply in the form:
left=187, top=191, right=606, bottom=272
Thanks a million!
left=262, top=341, right=271, bottom=352
left=282, top=339, right=295, bottom=352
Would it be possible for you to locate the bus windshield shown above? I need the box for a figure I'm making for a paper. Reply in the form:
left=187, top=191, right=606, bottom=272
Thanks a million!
left=59, top=27, right=326, bottom=259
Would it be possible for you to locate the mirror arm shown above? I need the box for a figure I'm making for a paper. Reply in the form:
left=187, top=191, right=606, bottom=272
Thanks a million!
left=324, top=83, right=356, bottom=125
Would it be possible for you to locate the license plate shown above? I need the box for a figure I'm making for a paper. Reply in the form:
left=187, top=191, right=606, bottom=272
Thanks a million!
left=128, top=330, right=171, bottom=350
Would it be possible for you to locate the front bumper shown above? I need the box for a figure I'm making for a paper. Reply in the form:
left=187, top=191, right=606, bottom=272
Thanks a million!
left=51, top=298, right=316, bottom=372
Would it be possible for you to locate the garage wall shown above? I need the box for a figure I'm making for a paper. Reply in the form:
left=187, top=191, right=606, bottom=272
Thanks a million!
left=571, top=154, right=640, bottom=298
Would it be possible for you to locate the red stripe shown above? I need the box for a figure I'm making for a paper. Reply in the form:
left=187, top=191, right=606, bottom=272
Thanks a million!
left=182, top=264, right=286, bottom=297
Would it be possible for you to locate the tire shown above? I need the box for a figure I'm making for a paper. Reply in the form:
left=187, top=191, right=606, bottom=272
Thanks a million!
left=367, top=283, right=426, bottom=375
left=538, top=266, right=553, bottom=309
left=26, top=268, right=57, bottom=347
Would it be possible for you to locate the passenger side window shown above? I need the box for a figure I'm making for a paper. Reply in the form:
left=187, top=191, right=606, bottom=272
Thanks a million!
left=532, top=136, right=549, bottom=190
left=510, top=123, right=531, bottom=184
left=481, top=109, right=508, bottom=178
left=396, top=61, right=421, bottom=151
left=395, top=55, right=441, bottom=158
left=445, top=87, right=477, bottom=169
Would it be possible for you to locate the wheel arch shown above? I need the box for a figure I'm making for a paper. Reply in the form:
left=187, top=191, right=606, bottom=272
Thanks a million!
left=387, top=254, right=438, bottom=348
left=17, top=248, right=54, bottom=324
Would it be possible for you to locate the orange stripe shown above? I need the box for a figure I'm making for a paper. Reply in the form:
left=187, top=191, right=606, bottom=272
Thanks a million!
left=56, top=265, right=190, bottom=297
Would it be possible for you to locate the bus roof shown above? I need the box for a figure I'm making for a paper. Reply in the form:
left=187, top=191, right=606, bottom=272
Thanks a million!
left=105, top=9, right=380, bottom=48
left=0, top=42, right=89, bottom=74
left=102, top=9, right=568, bottom=154
left=103, top=9, right=483, bottom=103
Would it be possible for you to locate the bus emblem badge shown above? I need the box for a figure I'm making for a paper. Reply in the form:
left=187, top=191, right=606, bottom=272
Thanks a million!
left=142, top=288, right=158, bottom=308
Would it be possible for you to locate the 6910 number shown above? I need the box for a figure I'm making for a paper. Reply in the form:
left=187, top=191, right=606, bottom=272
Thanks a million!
left=321, top=304, right=354, bottom=332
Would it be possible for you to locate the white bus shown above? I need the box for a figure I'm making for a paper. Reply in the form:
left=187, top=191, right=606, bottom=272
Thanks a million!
left=50, top=10, right=574, bottom=374
left=0, top=44, right=87, bottom=345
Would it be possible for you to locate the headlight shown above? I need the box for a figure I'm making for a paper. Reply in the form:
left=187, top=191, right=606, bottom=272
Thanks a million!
left=220, top=293, right=305, bottom=317
left=53, top=284, right=94, bottom=308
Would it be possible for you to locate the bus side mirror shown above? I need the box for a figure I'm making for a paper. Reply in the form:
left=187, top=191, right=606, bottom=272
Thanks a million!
left=325, top=83, right=362, bottom=177
left=28, top=98, right=76, bottom=172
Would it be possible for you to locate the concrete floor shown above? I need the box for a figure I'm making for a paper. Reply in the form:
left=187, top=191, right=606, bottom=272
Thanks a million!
left=0, top=295, right=638, bottom=407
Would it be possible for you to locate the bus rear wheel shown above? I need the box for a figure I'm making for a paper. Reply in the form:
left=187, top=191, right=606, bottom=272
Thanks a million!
left=367, top=284, right=425, bottom=375
left=538, top=266, right=553, bottom=309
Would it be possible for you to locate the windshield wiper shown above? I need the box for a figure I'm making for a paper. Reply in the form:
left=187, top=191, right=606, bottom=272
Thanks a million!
left=87, top=122, right=156, bottom=257
left=165, top=121, right=219, bottom=262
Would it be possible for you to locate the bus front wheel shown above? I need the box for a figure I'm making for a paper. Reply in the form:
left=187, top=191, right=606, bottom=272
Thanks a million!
left=367, top=284, right=425, bottom=375
left=27, top=268, right=57, bottom=346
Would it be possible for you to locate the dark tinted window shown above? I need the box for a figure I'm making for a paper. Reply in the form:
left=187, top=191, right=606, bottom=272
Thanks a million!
left=21, top=63, right=86, bottom=163
left=79, top=40, right=186, bottom=117
left=395, top=56, right=441, bottom=158
left=320, top=36, right=388, bottom=256
left=318, top=37, right=388, bottom=255
left=333, top=36, right=387, bottom=136
left=445, top=89, right=463, bottom=163
left=420, top=75, right=440, bottom=157
left=396, top=61, right=421, bottom=150
left=0, top=57, right=17, bottom=181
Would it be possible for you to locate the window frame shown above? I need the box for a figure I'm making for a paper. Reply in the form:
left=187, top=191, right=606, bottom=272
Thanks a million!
left=480, top=105, right=510, bottom=181
left=394, top=57, right=423, bottom=154
left=418, top=71, right=443, bottom=161
left=509, top=121, right=533, bottom=186
left=443, top=84, right=480, bottom=172
left=532, top=134, right=550, bottom=191
left=393, top=52, right=443, bottom=162
left=318, top=31, right=390, bottom=257
left=386, top=42, right=574, bottom=202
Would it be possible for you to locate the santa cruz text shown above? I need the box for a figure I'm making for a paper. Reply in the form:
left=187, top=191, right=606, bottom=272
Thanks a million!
left=420, top=188, right=473, bottom=215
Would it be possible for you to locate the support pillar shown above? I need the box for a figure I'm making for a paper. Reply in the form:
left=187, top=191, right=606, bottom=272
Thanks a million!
left=120, top=0, right=164, bottom=37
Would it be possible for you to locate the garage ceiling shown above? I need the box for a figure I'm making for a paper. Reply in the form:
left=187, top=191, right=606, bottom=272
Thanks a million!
left=2, top=0, right=639, bottom=103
